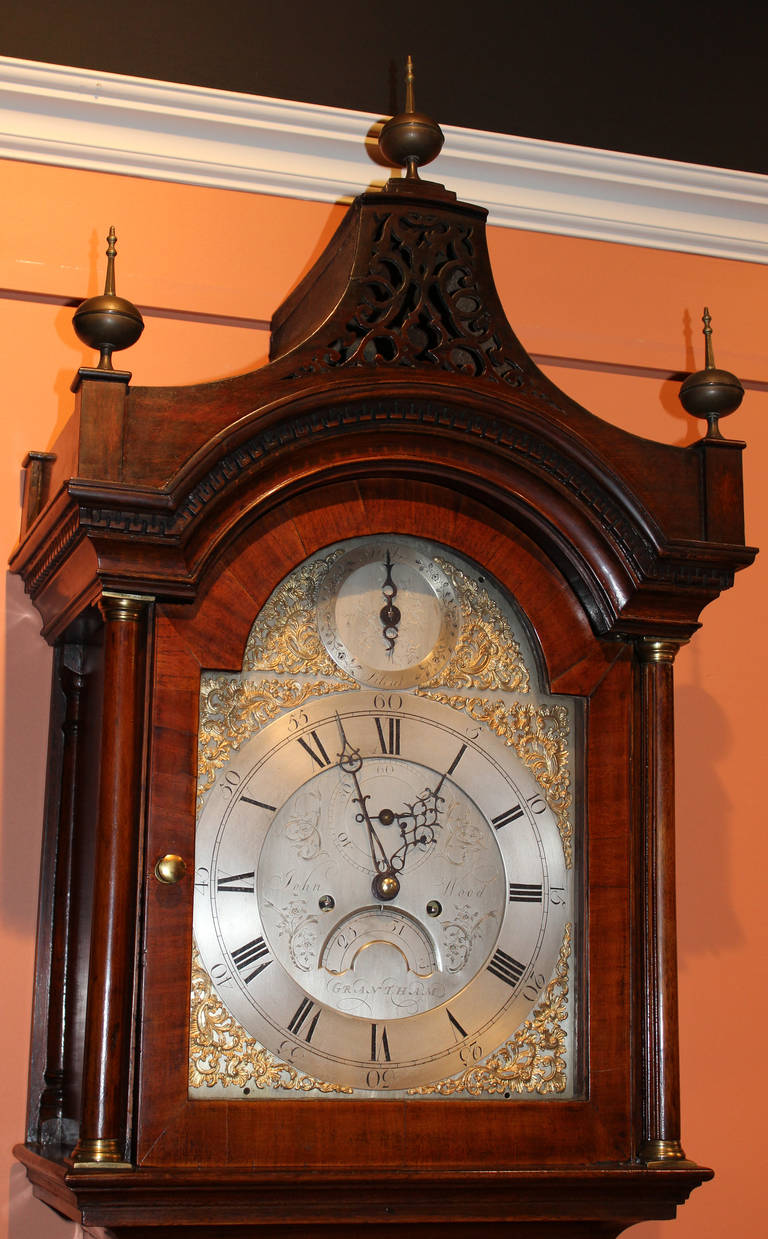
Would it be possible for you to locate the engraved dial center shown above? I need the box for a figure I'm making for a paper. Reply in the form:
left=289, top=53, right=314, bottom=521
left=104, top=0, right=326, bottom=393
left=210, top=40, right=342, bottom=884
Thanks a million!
left=255, top=748, right=507, bottom=1021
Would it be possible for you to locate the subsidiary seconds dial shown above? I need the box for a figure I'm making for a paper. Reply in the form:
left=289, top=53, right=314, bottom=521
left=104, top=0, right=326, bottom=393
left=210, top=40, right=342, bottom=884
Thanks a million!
left=193, top=692, right=569, bottom=1092
left=316, top=536, right=462, bottom=688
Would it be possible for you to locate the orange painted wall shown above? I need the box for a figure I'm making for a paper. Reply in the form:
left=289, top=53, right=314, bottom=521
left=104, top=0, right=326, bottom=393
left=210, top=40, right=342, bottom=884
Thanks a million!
left=1, top=157, right=766, bottom=1239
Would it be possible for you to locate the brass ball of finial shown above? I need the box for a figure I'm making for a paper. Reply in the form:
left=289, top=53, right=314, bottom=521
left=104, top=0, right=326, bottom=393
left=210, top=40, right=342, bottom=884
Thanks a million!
left=73, top=229, right=144, bottom=370
left=73, top=292, right=144, bottom=366
left=679, top=367, right=744, bottom=428
left=379, top=109, right=445, bottom=171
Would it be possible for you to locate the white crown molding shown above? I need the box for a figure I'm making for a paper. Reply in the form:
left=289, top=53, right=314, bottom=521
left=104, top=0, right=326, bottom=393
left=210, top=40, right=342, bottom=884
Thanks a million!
left=2, top=56, right=768, bottom=264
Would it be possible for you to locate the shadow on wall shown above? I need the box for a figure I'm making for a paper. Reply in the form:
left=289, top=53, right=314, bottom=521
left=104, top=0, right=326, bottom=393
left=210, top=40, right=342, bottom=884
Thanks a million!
left=8, top=1164, right=80, bottom=1239
left=674, top=680, right=742, bottom=962
left=0, top=574, right=52, bottom=936
left=2, top=576, right=58, bottom=1239
left=51, top=302, right=92, bottom=445
left=657, top=378, right=701, bottom=449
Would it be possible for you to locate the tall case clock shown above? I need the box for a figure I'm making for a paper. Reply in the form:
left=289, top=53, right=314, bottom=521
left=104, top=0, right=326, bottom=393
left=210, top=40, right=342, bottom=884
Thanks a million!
left=11, top=83, right=756, bottom=1238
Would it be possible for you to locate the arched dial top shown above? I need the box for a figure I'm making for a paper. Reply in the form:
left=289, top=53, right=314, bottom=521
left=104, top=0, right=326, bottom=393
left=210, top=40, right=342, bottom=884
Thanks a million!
left=193, top=535, right=575, bottom=1098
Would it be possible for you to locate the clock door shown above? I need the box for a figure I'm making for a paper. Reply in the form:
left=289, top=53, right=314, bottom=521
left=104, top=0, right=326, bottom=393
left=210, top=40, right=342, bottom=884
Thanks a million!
left=136, top=476, right=630, bottom=1171
left=190, top=534, right=574, bottom=1100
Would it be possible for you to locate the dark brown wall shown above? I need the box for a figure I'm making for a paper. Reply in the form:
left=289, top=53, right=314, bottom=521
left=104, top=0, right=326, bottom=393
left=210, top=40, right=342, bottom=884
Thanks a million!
left=3, top=0, right=765, bottom=176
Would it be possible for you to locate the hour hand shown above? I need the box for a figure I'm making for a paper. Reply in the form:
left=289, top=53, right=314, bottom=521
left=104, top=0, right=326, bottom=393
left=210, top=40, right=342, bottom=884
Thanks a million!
left=379, top=550, right=401, bottom=657
left=387, top=787, right=441, bottom=874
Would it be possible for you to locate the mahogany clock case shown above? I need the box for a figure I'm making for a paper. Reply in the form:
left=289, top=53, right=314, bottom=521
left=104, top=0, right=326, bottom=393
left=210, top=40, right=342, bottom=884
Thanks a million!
left=11, top=168, right=755, bottom=1234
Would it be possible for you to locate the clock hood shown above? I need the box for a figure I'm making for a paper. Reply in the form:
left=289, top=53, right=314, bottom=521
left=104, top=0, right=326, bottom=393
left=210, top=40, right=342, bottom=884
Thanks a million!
left=10, top=106, right=756, bottom=644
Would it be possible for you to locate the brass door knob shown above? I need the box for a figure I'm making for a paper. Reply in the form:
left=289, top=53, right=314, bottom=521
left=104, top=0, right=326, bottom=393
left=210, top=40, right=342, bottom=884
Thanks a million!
left=154, top=854, right=187, bottom=884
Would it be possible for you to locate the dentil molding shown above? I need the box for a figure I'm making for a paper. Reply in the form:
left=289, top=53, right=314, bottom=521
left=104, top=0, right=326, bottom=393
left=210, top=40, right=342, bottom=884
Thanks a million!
left=2, top=56, right=767, bottom=264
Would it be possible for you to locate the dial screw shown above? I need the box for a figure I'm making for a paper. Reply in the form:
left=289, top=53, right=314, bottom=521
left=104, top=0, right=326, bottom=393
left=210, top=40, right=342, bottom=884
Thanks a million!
left=378, top=808, right=395, bottom=826
left=426, top=899, right=442, bottom=918
left=373, top=873, right=400, bottom=901
left=319, top=894, right=335, bottom=911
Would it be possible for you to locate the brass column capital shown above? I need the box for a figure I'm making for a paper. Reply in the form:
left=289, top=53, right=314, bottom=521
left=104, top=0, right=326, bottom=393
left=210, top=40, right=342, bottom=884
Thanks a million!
left=636, top=637, right=687, bottom=664
left=99, top=592, right=153, bottom=624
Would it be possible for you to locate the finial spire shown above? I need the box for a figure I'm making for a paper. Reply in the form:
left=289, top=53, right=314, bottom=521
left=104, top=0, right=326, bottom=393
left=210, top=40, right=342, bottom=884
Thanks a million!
left=73, top=228, right=144, bottom=371
left=378, top=56, right=444, bottom=180
left=702, top=306, right=715, bottom=369
left=104, top=225, right=117, bottom=297
left=405, top=54, right=415, bottom=113
left=679, top=307, right=744, bottom=439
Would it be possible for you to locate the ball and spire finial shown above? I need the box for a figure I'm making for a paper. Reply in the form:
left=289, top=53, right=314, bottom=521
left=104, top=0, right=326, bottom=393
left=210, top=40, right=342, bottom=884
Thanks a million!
left=378, top=55, right=445, bottom=178
left=72, top=227, right=144, bottom=370
left=679, top=308, right=744, bottom=438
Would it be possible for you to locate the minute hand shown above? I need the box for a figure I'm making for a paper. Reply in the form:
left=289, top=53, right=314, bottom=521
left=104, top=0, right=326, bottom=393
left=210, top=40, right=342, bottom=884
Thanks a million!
left=334, top=714, right=392, bottom=877
left=351, top=767, right=392, bottom=876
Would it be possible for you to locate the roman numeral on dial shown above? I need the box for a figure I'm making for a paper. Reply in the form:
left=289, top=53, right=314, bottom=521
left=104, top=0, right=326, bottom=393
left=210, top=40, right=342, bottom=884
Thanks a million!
left=241, top=795, right=277, bottom=812
left=217, top=871, right=255, bottom=893
left=375, top=716, right=400, bottom=755
left=487, top=948, right=526, bottom=988
left=297, top=730, right=331, bottom=769
left=231, top=936, right=271, bottom=983
left=492, top=803, right=524, bottom=830
left=287, top=997, right=321, bottom=1043
left=508, top=882, right=543, bottom=902
left=371, top=1023, right=391, bottom=1062
left=446, top=1008, right=468, bottom=1041
left=446, top=744, right=467, bottom=776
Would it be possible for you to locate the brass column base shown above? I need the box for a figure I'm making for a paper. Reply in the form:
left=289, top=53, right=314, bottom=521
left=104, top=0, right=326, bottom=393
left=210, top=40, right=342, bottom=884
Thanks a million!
left=72, top=1137, right=133, bottom=1170
left=641, top=1139, right=695, bottom=1167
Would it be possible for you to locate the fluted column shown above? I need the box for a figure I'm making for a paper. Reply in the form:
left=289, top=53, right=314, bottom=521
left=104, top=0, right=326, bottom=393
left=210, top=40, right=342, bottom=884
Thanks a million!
left=73, top=594, right=150, bottom=1166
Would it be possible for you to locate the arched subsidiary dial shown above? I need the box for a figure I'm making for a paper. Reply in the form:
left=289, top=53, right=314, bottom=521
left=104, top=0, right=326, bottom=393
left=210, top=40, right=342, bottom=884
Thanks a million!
left=194, top=692, right=569, bottom=1092
left=316, top=537, right=462, bottom=688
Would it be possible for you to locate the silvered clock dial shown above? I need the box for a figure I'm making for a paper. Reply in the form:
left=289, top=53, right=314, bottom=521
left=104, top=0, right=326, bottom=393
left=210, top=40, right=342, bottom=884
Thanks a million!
left=191, top=535, right=577, bottom=1099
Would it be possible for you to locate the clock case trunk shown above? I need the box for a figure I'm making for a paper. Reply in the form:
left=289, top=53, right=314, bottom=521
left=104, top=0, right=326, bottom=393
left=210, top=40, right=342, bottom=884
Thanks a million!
left=11, top=168, right=754, bottom=1236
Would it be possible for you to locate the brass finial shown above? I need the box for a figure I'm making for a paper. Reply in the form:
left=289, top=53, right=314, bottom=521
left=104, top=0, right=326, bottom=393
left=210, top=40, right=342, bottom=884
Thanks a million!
left=378, top=55, right=444, bottom=179
left=679, top=307, right=744, bottom=439
left=73, top=227, right=144, bottom=370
